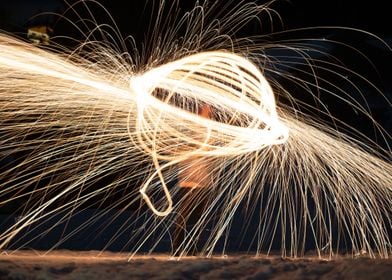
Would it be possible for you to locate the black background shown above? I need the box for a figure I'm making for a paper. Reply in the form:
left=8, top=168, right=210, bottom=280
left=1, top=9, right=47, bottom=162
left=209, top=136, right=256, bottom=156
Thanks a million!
left=0, top=0, right=390, bottom=36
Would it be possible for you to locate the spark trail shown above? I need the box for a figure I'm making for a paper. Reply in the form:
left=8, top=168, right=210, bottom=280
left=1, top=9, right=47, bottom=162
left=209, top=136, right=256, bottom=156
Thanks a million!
left=0, top=0, right=391, bottom=258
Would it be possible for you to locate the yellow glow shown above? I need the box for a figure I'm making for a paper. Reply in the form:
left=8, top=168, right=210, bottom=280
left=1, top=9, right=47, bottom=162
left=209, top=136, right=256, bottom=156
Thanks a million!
left=131, top=51, right=288, bottom=215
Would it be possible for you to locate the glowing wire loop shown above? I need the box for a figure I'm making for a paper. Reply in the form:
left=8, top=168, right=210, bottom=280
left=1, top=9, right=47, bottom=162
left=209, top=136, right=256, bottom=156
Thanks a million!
left=130, top=51, right=289, bottom=216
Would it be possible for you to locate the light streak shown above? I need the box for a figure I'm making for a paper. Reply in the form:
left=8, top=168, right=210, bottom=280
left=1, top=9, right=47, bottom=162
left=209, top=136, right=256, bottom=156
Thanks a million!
left=0, top=0, right=390, bottom=259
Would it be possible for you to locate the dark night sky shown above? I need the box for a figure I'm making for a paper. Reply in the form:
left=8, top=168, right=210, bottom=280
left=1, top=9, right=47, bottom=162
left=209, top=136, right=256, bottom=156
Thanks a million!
left=0, top=0, right=390, bottom=36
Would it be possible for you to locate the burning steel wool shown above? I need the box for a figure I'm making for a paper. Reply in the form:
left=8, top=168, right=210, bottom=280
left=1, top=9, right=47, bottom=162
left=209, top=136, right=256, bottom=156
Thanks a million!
left=0, top=0, right=391, bottom=259
left=132, top=51, right=289, bottom=216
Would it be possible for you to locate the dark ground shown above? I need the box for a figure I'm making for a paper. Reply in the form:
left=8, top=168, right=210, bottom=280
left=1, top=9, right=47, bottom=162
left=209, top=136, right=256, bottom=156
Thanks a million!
left=0, top=251, right=391, bottom=280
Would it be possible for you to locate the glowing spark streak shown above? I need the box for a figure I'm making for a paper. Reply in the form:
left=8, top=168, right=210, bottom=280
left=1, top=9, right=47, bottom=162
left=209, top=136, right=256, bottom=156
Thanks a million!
left=0, top=41, right=132, bottom=102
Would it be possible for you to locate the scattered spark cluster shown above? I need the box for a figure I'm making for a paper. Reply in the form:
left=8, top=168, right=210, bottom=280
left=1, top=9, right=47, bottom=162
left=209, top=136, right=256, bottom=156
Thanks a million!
left=0, top=0, right=391, bottom=258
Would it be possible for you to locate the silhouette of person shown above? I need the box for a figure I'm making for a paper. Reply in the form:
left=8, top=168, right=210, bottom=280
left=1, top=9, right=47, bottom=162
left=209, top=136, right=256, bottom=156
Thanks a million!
left=173, top=103, right=213, bottom=255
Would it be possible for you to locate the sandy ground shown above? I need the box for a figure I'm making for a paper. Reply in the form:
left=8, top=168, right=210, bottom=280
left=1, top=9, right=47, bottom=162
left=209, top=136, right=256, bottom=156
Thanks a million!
left=0, top=251, right=391, bottom=280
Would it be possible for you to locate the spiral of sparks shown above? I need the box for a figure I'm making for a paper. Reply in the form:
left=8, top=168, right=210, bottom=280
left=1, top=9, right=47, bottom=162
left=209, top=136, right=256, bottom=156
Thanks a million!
left=132, top=51, right=289, bottom=216
left=0, top=0, right=391, bottom=258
